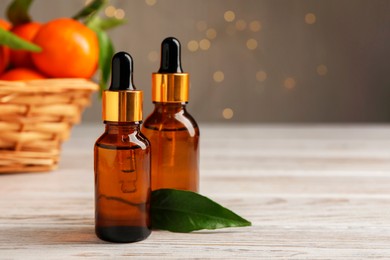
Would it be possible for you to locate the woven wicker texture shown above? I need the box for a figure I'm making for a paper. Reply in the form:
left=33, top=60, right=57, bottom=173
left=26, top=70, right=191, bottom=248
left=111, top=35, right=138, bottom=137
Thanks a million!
left=0, top=79, right=98, bottom=173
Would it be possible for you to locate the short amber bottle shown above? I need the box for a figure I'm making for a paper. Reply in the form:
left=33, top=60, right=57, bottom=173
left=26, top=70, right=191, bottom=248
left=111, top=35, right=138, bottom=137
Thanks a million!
left=142, top=37, right=199, bottom=192
left=94, top=52, right=151, bottom=243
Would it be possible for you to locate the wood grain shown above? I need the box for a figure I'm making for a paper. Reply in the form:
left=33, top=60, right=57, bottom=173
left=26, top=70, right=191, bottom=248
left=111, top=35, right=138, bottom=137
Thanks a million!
left=1, top=124, right=390, bottom=259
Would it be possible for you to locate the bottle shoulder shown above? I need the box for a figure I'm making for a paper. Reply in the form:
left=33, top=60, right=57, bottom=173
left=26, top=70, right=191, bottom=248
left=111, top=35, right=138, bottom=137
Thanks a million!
left=143, top=109, right=199, bottom=133
left=95, top=130, right=150, bottom=150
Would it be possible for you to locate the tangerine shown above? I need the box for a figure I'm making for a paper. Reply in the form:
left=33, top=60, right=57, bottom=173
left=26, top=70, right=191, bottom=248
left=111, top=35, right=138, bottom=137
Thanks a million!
left=0, top=19, right=11, bottom=74
left=31, top=18, right=98, bottom=78
left=0, top=68, right=46, bottom=81
left=10, top=22, right=42, bottom=68
left=0, top=19, right=11, bottom=30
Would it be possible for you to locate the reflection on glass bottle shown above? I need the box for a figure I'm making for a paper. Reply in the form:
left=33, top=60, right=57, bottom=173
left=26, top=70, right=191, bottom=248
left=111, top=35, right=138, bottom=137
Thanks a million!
left=118, top=148, right=137, bottom=193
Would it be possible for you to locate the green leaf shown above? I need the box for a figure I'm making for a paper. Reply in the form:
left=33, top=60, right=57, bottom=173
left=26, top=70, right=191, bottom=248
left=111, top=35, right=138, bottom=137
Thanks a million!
left=151, top=189, right=251, bottom=233
left=72, top=0, right=107, bottom=20
left=90, top=28, right=114, bottom=95
left=0, top=28, right=41, bottom=52
left=6, top=0, right=33, bottom=26
left=86, top=16, right=127, bottom=31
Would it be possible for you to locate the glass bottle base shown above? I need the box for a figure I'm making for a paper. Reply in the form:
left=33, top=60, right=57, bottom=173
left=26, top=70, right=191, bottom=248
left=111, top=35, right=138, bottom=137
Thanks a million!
left=96, top=226, right=151, bottom=243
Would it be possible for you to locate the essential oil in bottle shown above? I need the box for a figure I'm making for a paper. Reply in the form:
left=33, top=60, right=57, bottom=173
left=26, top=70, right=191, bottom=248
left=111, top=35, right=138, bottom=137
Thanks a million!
left=94, top=52, right=151, bottom=243
left=142, top=37, right=199, bottom=192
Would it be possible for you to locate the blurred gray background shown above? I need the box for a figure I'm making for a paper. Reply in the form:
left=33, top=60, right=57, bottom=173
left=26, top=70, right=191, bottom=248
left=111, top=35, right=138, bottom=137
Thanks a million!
left=1, top=0, right=390, bottom=123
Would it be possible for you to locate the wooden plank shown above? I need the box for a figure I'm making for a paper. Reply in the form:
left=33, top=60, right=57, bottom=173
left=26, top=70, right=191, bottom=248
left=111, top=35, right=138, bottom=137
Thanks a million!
left=1, top=124, right=390, bottom=258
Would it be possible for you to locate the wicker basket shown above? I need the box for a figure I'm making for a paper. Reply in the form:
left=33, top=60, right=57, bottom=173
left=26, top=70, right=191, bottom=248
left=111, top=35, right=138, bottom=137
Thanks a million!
left=0, top=78, right=98, bottom=173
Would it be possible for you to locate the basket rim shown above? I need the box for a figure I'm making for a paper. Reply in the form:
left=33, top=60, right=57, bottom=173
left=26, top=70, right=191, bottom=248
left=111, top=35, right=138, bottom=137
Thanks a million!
left=0, top=78, right=99, bottom=93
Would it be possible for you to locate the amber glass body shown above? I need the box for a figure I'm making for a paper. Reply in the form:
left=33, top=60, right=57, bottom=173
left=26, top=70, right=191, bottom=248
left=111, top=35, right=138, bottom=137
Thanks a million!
left=94, top=122, right=151, bottom=243
left=142, top=102, right=199, bottom=192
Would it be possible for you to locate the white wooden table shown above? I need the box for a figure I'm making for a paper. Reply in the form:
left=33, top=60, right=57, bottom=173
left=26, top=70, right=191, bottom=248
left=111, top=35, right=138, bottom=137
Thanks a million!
left=1, top=124, right=390, bottom=259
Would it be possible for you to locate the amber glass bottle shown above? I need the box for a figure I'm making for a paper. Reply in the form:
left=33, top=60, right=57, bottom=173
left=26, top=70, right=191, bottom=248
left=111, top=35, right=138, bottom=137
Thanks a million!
left=94, top=52, right=151, bottom=243
left=143, top=37, right=199, bottom=192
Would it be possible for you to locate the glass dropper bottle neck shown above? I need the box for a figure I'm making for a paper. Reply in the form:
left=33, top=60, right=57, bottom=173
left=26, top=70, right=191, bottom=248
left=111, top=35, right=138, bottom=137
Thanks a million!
left=153, top=102, right=187, bottom=114
left=103, top=121, right=141, bottom=134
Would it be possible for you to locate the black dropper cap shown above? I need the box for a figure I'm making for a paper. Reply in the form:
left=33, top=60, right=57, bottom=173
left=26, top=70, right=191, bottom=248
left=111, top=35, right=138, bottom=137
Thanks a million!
left=103, top=51, right=143, bottom=122
left=152, top=37, right=189, bottom=102
left=158, top=37, right=184, bottom=73
left=109, top=51, right=135, bottom=90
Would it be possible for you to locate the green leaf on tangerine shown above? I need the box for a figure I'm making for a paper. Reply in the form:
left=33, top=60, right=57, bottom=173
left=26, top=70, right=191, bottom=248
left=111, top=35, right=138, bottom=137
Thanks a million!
left=6, top=0, right=33, bottom=26
left=86, top=16, right=127, bottom=31
left=0, top=28, right=41, bottom=52
left=89, top=27, right=114, bottom=96
left=72, top=0, right=107, bottom=20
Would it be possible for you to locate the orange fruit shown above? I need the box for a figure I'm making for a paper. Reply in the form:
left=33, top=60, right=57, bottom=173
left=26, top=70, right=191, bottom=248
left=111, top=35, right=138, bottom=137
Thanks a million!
left=0, top=19, right=11, bottom=30
left=0, top=47, right=10, bottom=74
left=0, top=68, right=46, bottom=81
left=31, top=18, right=98, bottom=78
left=0, top=19, right=11, bottom=74
left=10, top=22, right=42, bottom=68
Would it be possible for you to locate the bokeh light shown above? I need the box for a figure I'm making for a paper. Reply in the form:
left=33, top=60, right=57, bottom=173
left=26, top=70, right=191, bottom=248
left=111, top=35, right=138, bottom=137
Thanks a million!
left=213, top=71, right=225, bottom=82
left=104, top=6, right=116, bottom=17
left=145, top=0, right=157, bottom=6
left=114, top=9, right=125, bottom=19
left=249, top=20, right=261, bottom=32
left=199, top=39, right=211, bottom=50
left=305, top=13, right=316, bottom=24
left=284, top=77, right=296, bottom=89
left=187, top=40, right=199, bottom=52
left=224, top=11, right=236, bottom=22
left=317, top=64, right=328, bottom=76
left=256, top=71, right=267, bottom=82
left=222, top=108, right=234, bottom=119
left=206, top=28, right=217, bottom=39
left=246, top=39, right=258, bottom=50
left=235, top=20, right=247, bottom=31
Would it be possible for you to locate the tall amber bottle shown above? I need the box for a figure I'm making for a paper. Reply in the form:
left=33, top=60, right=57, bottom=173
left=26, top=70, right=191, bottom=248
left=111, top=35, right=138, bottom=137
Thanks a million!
left=94, top=52, right=151, bottom=243
left=142, top=37, right=199, bottom=192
